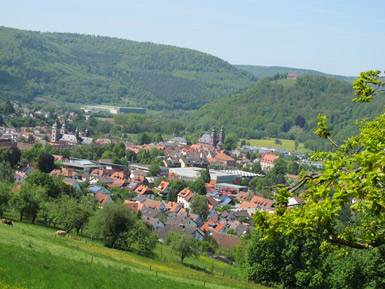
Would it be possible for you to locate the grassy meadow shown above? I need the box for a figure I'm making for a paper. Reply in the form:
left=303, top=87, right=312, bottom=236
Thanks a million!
left=0, top=222, right=266, bottom=289
left=241, top=138, right=309, bottom=154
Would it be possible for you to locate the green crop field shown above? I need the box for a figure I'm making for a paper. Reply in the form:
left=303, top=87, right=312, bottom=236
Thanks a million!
left=0, top=222, right=266, bottom=289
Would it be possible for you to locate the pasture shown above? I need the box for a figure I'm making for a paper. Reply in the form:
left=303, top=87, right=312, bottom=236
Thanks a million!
left=241, top=138, right=309, bottom=154
left=0, top=222, right=267, bottom=289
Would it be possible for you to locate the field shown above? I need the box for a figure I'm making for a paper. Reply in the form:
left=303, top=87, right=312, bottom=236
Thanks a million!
left=0, top=222, right=266, bottom=289
left=241, top=138, right=310, bottom=154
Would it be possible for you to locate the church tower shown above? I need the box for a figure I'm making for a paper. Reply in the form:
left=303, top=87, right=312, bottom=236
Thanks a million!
left=219, top=126, right=225, bottom=144
left=60, top=121, right=67, bottom=135
left=216, top=126, right=225, bottom=150
left=51, top=121, right=59, bottom=143
left=210, top=126, right=217, bottom=147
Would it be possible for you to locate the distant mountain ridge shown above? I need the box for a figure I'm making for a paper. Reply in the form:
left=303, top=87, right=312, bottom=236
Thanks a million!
left=0, top=26, right=255, bottom=110
left=235, top=65, right=356, bottom=83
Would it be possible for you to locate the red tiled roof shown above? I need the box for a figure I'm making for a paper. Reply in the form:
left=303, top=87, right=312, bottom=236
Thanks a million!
left=135, top=185, right=154, bottom=195
left=178, top=188, right=193, bottom=198
left=250, top=196, right=274, bottom=209
left=239, top=201, right=258, bottom=209
left=200, top=220, right=225, bottom=233
left=143, top=199, right=164, bottom=210
left=95, top=193, right=112, bottom=207
left=123, top=200, right=143, bottom=213
left=260, top=154, right=279, bottom=163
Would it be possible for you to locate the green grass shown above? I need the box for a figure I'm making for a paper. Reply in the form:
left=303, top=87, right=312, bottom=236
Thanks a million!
left=241, top=138, right=310, bottom=154
left=0, top=222, right=266, bottom=289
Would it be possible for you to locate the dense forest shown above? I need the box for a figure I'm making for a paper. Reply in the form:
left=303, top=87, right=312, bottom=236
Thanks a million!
left=236, top=65, right=356, bottom=83
left=0, top=26, right=255, bottom=110
left=186, top=74, right=385, bottom=150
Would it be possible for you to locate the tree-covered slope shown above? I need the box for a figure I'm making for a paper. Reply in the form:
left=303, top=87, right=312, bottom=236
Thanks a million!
left=235, top=65, right=356, bottom=83
left=0, top=26, right=255, bottom=110
left=186, top=75, right=385, bottom=150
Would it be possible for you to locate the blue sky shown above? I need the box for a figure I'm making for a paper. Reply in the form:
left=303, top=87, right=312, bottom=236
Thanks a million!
left=1, top=0, right=384, bottom=76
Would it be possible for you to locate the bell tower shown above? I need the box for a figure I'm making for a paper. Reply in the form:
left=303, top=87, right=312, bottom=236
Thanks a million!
left=51, top=121, right=59, bottom=143
left=210, top=126, right=217, bottom=147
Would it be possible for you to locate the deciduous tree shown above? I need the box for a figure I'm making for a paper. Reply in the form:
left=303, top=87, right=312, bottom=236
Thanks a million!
left=171, top=232, right=200, bottom=263
left=255, top=70, right=385, bottom=251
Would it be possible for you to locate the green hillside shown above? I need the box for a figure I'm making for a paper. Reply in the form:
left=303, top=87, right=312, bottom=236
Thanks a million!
left=0, top=222, right=265, bottom=289
left=0, top=26, right=255, bottom=110
left=236, top=65, right=356, bottom=83
left=187, top=74, right=385, bottom=151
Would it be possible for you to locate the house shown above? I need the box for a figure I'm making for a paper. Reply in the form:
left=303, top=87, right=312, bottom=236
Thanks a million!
left=110, top=171, right=129, bottom=181
left=143, top=198, right=167, bottom=212
left=135, top=185, right=155, bottom=199
left=228, top=222, right=253, bottom=237
left=142, top=216, right=165, bottom=230
left=225, top=210, right=250, bottom=223
left=94, top=193, right=113, bottom=207
left=207, top=205, right=218, bottom=219
left=213, top=152, right=236, bottom=168
left=288, top=196, right=304, bottom=207
left=206, top=196, right=218, bottom=207
left=140, top=207, right=168, bottom=224
left=156, top=225, right=205, bottom=241
left=236, top=191, right=249, bottom=202
left=89, top=175, right=115, bottom=186
left=287, top=73, right=299, bottom=80
left=238, top=201, right=258, bottom=216
left=177, top=188, right=195, bottom=209
left=126, top=181, right=140, bottom=191
left=14, top=171, right=27, bottom=184
left=200, top=220, right=227, bottom=235
left=123, top=200, right=144, bottom=213
left=217, top=195, right=232, bottom=206
left=211, top=232, right=241, bottom=249
left=88, top=185, right=112, bottom=196
left=165, top=201, right=181, bottom=215
left=165, top=215, right=199, bottom=228
left=260, top=154, right=280, bottom=172
left=157, top=181, right=171, bottom=196
left=131, top=195, right=148, bottom=204
left=108, top=179, right=126, bottom=188
left=63, top=177, right=82, bottom=192
left=250, top=196, right=274, bottom=211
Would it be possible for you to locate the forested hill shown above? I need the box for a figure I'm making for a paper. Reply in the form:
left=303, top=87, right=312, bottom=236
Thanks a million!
left=186, top=75, right=385, bottom=150
left=235, top=65, right=356, bottom=83
left=0, top=26, right=255, bottom=110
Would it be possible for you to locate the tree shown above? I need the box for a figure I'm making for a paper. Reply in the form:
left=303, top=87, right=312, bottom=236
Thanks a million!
left=52, top=195, right=96, bottom=234
left=295, top=115, right=306, bottom=128
left=171, top=232, right=200, bottom=263
left=11, top=183, right=46, bottom=223
left=244, top=230, right=326, bottom=288
left=147, top=161, right=161, bottom=176
left=127, top=221, right=158, bottom=255
left=199, top=167, right=211, bottom=183
left=169, top=180, right=187, bottom=202
left=254, top=70, right=385, bottom=250
left=88, top=202, right=136, bottom=248
left=189, top=178, right=206, bottom=195
left=0, top=146, right=20, bottom=168
left=38, top=153, right=55, bottom=173
left=0, top=182, right=12, bottom=217
left=223, top=133, right=239, bottom=150
left=126, top=150, right=137, bottom=163
left=0, top=161, right=13, bottom=183
left=190, top=194, right=209, bottom=220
